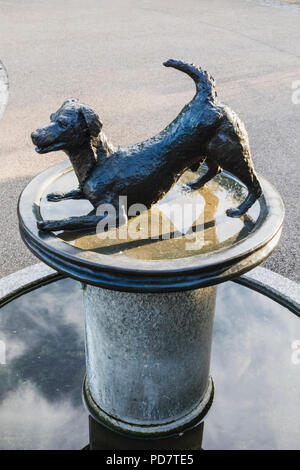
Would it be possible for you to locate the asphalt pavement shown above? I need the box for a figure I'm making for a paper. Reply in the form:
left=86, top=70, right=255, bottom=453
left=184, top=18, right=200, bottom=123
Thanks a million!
left=0, top=0, right=299, bottom=282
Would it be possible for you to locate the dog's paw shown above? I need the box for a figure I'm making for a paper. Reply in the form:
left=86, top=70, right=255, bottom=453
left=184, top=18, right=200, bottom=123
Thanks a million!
left=186, top=180, right=203, bottom=191
left=47, top=192, right=63, bottom=202
left=37, top=220, right=57, bottom=231
left=181, top=183, right=193, bottom=193
left=37, top=220, right=47, bottom=231
left=226, top=207, right=243, bottom=218
left=187, top=182, right=198, bottom=191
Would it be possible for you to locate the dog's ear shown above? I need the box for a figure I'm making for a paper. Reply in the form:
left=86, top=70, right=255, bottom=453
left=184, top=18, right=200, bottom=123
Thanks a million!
left=80, top=106, right=102, bottom=138
left=51, top=98, right=79, bottom=121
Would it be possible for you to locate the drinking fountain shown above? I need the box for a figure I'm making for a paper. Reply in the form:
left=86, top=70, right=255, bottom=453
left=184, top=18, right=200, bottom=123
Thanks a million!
left=12, top=60, right=292, bottom=449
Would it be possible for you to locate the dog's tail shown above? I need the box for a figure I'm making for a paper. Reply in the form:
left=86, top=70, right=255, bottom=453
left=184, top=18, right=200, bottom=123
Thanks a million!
left=163, top=59, right=217, bottom=100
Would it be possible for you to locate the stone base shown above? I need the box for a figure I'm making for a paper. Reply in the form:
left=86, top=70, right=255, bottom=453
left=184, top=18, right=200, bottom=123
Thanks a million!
left=87, top=415, right=205, bottom=450
left=83, top=375, right=214, bottom=438
left=82, top=284, right=217, bottom=437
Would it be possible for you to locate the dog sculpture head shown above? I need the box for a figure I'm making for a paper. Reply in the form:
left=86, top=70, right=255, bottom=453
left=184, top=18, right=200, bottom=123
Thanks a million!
left=31, top=98, right=102, bottom=154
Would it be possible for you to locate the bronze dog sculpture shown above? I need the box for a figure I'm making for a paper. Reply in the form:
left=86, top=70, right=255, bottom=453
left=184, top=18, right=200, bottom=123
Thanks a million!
left=31, top=59, right=262, bottom=232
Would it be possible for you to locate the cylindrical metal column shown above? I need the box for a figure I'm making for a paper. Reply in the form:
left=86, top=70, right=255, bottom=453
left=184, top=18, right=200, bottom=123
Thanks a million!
left=82, top=284, right=216, bottom=437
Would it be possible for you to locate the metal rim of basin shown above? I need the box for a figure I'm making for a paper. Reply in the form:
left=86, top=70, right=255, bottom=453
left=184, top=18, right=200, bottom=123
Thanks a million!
left=18, top=161, right=285, bottom=292
left=0, top=264, right=298, bottom=315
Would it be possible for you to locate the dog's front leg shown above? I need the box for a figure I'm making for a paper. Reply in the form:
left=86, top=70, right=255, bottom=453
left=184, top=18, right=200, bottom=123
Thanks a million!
left=188, top=161, right=221, bottom=190
left=47, top=188, right=86, bottom=202
left=37, top=214, right=105, bottom=232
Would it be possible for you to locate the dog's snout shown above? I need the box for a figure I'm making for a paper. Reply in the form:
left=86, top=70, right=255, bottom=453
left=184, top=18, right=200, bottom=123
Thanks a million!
left=31, top=130, right=39, bottom=144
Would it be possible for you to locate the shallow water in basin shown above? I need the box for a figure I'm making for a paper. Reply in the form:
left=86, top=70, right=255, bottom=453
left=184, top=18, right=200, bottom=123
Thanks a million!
left=40, top=167, right=260, bottom=261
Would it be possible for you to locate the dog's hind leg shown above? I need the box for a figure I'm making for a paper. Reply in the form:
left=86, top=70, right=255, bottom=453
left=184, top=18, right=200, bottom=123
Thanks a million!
left=226, top=171, right=262, bottom=217
left=47, top=188, right=86, bottom=202
left=189, top=157, right=206, bottom=173
left=204, top=128, right=263, bottom=217
left=187, top=160, right=221, bottom=190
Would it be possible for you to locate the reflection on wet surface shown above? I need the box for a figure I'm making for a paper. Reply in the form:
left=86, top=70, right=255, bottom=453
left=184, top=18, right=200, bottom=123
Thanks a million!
left=41, top=167, right=260, bottom=261
left=0, top=278, right=298, bottom=449
left=0, top=279, right=86, bottom=450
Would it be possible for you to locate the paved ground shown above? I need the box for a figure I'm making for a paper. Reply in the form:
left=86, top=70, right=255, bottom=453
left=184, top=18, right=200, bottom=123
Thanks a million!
left=0, top=0, right=299, bottom=282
